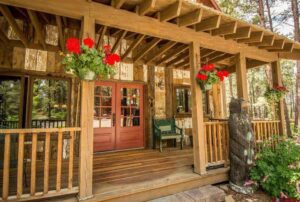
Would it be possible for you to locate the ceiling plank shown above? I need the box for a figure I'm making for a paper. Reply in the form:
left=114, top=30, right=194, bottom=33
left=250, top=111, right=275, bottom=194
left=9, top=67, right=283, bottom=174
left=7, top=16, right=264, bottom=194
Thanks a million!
left=200, top=49, right=215, bottom=58
left=211, top=21, right=237, bottom=36
left=121, top=34, right=145, bottom=60
left=237, top=31, right=264, bottom=43
left=55, top=15, right=64, bottom=51
left=207, top=53, right=232, bottom=64
left=96, top=25, right=108, bottom=49
left=0, top=29, right=9, bottom=45
left=111, top=30, right=127, bottom=53
left=133, top=38, right=161, bottom=62
left=224, top=26, right=251, bottom=40
left=146, top=41, right=176, bottom=64
left=166, top=51, right=189, bottom=67
left=0, top=5, right=28, bottom=47
left=195, top=15, right=221, bottom=32
left=159, top=0, right=182, bottom=22
left=137, top=0, right=156, bottom=16
left=156, top=44, right=188, bottom=66
left=202, top=51, right=224, bottom=62
left=111, top=0, right=126, bottom=9
left=248, top=35, right=275, bottom=46
left=177, top=9, right=202, bottom=27
left=174, top=58, right=189, bottom=68
left=27, top=10, right=46, bottom=49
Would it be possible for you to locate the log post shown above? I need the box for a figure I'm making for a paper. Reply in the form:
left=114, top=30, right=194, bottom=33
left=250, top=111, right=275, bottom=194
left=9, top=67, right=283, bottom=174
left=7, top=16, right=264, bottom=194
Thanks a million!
left=271, top=60, right=285, bottom=135
left=235, top=53, right=249, bottom=107
left=78, top=14, right=95, bottom=200
left=190, top=41, right=206, bottom=174
left=165, top=67, right=173, bottom=118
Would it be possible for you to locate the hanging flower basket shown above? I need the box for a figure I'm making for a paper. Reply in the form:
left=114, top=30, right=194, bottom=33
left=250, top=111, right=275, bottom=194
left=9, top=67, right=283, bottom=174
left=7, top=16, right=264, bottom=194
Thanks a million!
left=264, top=86, right=288, bottom=103
left=195, top=64, right=229, bottom=91
left=62, top=37, right=119, bottom=81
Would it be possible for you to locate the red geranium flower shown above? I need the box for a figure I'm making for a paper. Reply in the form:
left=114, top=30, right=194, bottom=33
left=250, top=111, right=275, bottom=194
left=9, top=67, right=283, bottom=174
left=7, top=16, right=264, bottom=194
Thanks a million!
left=202, top=64, right=215, bottom=72
left=105, top=53, right=121, bottom=65
left=83, top=37, right=94, bottom=48
left=216, top=70, right=229, bottom=81
left=104, top=45, right=111, bottom=54
left=66, top=38, right=81, bottom=54
left=196, top=73, right=207, bottom=81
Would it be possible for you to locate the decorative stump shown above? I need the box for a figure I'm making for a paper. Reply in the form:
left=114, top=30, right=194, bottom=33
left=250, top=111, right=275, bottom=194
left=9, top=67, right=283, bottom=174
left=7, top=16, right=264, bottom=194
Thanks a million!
left=228, top=98, right=255, bottom=194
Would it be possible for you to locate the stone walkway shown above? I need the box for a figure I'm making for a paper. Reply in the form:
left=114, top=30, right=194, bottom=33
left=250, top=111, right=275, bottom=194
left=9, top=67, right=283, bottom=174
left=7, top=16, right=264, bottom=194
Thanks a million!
left=148, top=185, right=226, bottom=202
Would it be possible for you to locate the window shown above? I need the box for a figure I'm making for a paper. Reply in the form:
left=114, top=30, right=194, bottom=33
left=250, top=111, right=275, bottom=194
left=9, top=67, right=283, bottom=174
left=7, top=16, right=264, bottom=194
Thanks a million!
left=174, top=86, right=192, bottom=116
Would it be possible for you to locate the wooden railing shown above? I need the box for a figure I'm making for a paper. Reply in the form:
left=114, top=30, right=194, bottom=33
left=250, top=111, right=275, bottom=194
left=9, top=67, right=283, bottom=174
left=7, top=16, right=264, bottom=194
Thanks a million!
left=0, top=119, right=67, bottom=129
left=0, top=127, right=80, bottom=201
left=204, top=121, right=229, bottom=167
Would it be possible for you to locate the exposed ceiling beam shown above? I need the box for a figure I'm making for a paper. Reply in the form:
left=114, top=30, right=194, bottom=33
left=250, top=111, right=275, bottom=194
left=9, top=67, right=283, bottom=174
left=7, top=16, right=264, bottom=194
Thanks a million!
left=137, top=0, right=156, bottom=16
left=177, top=8, right=202, bottom=27
left=247, top=59, right=268, bottom=68
left=111, top=0, right=126, bottom=9
left=0, top=5, right=28, bottom=47
left=133, top=38, right=161, bottom=62
left=237, top=31, right=264, bottom=43
left=156, top=44, right=188, bottom=66
left=122, top=34, right=145, bottom=60
left=268, top=42, right=294, bottom=52
left=55, top=15, right=64, bottom=51
left=27, top=10, right=46, bottom=49
left=248, top=35, right=275, bottom=47
left=202, top=51, right=224, bottom=62
left=207, top=53, right=232, bottom=64
left=146, top=41, right=176, bottom=64
left=111, top=30, right=127, bottom=53
left=96, top=25, right=107, bottom=49
left=211, top=21, right=237, bottom=36
left=224, top=26, right=251, bottom=40
left=195, top=15, right=221, bottom=32
left=159, top=0, right=182, bottom=22
left=200, top=49, right=215, bottom=58
left=166, top=51, right=189, bottom=67
left=174, top=58, right=189, bottom=68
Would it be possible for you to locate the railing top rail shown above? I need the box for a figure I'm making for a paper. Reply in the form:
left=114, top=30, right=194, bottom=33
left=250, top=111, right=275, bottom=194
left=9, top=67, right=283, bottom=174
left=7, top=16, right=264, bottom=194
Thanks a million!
left=252, top=120, right=280, bottom=123
left=204, top=121, right=228, bottom=125
left=0, top=127, right=81, bottom=134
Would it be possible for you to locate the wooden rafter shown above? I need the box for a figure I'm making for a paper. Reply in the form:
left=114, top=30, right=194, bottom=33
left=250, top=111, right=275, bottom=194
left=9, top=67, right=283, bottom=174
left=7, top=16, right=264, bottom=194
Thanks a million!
left=174, top=58, right=189, bottom=68
left=0, top=5, right=28, bottom=47
left=202, top=51, right=224, bottom=62
left=268, top=42, right=294, bottom=52
left=121, top=34, right=145, bottom=60
left=207, top=53, right=232, bottom=64
left=0, top=29, right=9, bottom=45
left=28, top=10, right=46, bottom=49
left=211, top=22, right=237, bottom=36
left=111, top=0, right=126, bottom=9
left=166, top=50, right=189, bottom=67
left=260, top=39, right=285, bottom=50
left=96, top=25, right=107, bottom=49
left=133, top=38, right=161, bottom=62
left=195, top=15, right=221, bottom=32
left=237, top=31, right=264, bottom=43
left=177, top=9, right=202, bottom=27
left=146, top=41, right=176, bottom=64
left=156, top=44, right=188, bottom=66
left=159, top=0, right=182, bottom=22
left=224, top=26, right=251, bottom=40
left=247, top=59, right=268, bottom=68
left=248, top=35, right=274, bottom=47
left=200, top=49, right=215, bottom=58
left=137, top=0, right=156, bottom=16
left=55, top=15, right=64, bottom=51
left=111, top=30, right=127, bottom=53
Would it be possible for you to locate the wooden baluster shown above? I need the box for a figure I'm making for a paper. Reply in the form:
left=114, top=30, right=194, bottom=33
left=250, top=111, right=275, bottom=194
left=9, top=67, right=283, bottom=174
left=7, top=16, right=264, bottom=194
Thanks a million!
left=213, top=123, right=218, bottom=162
left=225, top=123, right=230, bottom=165
left=68, top=131, right=74, bottom=189
left=208, top=124, right=213, bottom=163
left=221, top=124, right=226, bottom=163
left=17, top=132, right=25, bottom=198
left=204, top=125, right=208, bottom=166
left=31, top=133, right=37, bottom=196
left=56, top=130, right=63, bottom=192
left=217, top=123, right=222, bottom=161
left=44, top=132, right=50, bottom=194
left=2, top=133, right=11, bottom=200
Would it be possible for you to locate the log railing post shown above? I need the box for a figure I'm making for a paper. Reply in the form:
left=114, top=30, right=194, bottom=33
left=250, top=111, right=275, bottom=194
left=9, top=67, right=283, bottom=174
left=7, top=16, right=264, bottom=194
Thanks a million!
left=78, top=14, right=95, bottom=200
left=271, top=60, right=285, bottom=135
left=190, top=41, right=206, bottom=174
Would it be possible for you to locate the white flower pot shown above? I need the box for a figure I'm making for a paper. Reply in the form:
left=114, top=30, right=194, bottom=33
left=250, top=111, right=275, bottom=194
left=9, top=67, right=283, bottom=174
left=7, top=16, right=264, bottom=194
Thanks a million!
left=205, top=84, right=213, bottom=90
left=82, top=70, right=96, bottom=81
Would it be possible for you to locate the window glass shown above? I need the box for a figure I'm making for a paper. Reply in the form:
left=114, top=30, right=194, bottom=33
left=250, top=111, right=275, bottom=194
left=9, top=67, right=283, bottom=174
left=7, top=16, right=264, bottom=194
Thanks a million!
left=175, top=87, right=192, bottom=115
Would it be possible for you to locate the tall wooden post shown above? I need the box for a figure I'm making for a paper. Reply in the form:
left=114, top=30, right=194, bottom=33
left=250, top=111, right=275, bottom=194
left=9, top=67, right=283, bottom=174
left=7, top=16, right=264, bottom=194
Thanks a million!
left=235, top=53, right=249, bottom=104
left=165, top=67, right=173, bottom=118
left=78, top=14, right=95, bottom=200
left=271, top=60, right=285, bottom=135
left=190, top=41, right=206, bottom=174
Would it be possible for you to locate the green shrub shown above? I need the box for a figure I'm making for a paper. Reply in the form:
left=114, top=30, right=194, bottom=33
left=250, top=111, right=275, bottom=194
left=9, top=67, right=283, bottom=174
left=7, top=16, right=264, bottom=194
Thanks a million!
left=250, top=139, right=300, bottom=199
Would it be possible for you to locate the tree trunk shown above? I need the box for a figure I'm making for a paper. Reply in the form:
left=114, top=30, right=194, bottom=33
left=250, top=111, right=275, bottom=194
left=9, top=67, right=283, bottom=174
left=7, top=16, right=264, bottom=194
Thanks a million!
left=284, top=99, right=293, bottom=137
left=291, top=0, right=300, bottom=128
left=257, top=0, right=266, bottom=27
left=265, top=0, right=273, bottom=30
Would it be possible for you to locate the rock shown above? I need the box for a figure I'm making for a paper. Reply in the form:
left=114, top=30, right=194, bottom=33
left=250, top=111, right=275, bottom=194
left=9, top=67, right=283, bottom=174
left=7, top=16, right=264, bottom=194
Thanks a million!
left=219, top=184, right=229, bottom=192
left=225, top=195, right=235, bottom=202
left=184, top=185, right=226, bottom=202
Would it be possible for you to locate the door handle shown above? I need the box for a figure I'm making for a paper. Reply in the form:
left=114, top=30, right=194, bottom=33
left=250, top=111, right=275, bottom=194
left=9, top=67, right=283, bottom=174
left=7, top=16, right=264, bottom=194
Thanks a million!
left=112, top=113, right=116, bottom=127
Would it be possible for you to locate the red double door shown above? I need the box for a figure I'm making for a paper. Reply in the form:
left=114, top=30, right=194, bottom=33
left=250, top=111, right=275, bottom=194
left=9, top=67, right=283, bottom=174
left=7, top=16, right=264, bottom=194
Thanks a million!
left=93, top=81, right=144, bottom=152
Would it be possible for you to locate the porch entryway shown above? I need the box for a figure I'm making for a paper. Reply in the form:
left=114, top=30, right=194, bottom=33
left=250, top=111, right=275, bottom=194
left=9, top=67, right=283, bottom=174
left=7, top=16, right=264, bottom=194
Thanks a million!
left=93, top=81, right=144, bottom=152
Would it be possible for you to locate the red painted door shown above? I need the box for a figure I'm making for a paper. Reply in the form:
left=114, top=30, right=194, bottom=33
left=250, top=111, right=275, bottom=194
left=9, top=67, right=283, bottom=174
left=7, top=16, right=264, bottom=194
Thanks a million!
left=93, top=82, right=144, bottom=152
left=94, top=81, right=116, bottom=152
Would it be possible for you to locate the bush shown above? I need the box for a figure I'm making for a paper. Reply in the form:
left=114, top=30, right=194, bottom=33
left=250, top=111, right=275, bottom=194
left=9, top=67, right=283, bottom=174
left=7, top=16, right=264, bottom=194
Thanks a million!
left=250, top=139, right=300, bottom=199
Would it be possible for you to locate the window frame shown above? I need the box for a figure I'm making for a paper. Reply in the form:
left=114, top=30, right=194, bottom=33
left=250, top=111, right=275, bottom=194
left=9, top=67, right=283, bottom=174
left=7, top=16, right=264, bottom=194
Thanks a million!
left=173, top=84, right=192, bottom=118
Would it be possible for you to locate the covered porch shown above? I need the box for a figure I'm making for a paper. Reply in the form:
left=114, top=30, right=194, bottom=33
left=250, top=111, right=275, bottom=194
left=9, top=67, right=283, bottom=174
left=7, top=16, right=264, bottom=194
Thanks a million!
left=0, top=0, right=298, bottom=201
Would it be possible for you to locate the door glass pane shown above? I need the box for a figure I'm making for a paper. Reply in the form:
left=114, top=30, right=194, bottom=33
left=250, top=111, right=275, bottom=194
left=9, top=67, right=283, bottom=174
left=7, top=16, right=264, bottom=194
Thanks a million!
left=31, top=79, right=69, bottom=128
left=101, top=107, right=112, bottom=116
left=121, top=97, right=130, bottom=106
left=101, top=86, right=112, bottom=96
left=94, top=85, right=113, bottom=128
left=133, top=117, right=140, bottom=126
left=94, top=97, right=100, bottom=106
left=120, top=117, right=140, bottom=127
left=121, top=107, right=130, bottom=116
left=101, top=97, right=112, bottom=106
left=100, top=118, right=112, bottom=127
left=0, top=77, right=21, bottom=129
left=95, top=86, right=101, bottom=95
left=131, top=108, right=140, bottom=116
